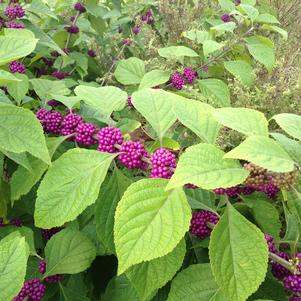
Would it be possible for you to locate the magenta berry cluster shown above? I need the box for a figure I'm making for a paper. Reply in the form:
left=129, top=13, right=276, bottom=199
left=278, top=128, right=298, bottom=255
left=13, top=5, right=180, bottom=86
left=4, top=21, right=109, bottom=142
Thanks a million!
left=10, top=217, right=22, bottom=227
left=61, top=113, right=82, bottom=136
left=271, top=251, right=291, bottom=280
left=213, top=185, right=255, bottom=198
left=44, top=111, right=63, bottom=134
left=171, top=72, right=185, bottom=90
left=127, top=95, right=133, bottom=107
left=13, top=279, right=46, bottom=301
left=74, top=2, right=86, bottom=13
left=9, top=61, right=26, bottom=74
left=118, top=141, right=149, bottom=169
left=4, top=4, right=25, bottom=19
left=122, top=38, right=131, bottom=46
left=183, top=67, right=197, bottom=84
left=75, top=122, right=97, bottom=145
left=52, top=70, right=68, bottom=80
left=39, top=260, right=63, bottom=283
left=290, top=296, right=301, bottom=301
left=150, top=148, right=176, bottom=179
left=41, top=227, right=62, bottom=241
left=265, top=234, right=277, bottom=253
left=132, top=25, right=140, bottom=35
left=66, top=24, right=79, bottom=34
left=221, top=14, right=231, bottom=23
left=141, top=10, right=153, bottom=24
left=97, top=127, right=123, bottom=153
left=284, top=275, right=301, bottom=293
left=88, top=49, right=96, bottom=57
left=190, top=210, right=219, bottom=240
left=7, top=21, right=24, bottom=28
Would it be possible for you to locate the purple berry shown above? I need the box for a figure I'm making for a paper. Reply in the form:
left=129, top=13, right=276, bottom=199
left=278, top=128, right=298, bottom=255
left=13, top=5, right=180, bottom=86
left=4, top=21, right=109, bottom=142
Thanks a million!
left=70, top=15, right=75, bottom=22
left=38, top=260, right=63, bottom=283
left=213, top=186, right=242, bottom=198
left=171, top=72, right=185, bottom=90
left=127, top=95, right=133, bottom=107
left=66, top=25, right=79, bottom=34
left=9, top=61, right=25, bottom=74
left=97, top=127, right=123, bottom=153
left=42, top=58, right=54, bottom=67
left=183, top=67, right=197, bottom=84
left=75, top=122, right=97, bottom=145
left=38, top=260, right=46, bottom=274
left=284, top=275, right=301, bottom=293
left=44, top=111, right=62, bottom=134
left=265, top=234, right=277, bottom=253
left=132, top=25, right=140, bottom=34
left=61, top=113, right=82, bottom=137
left=74, top=2, right=86, bottom=13
left=4, top=4, right=25, bottom=19
left=88, top=49, right=96, bottom=57
left=118, top=140, right=149, bottom=170
left=190, top=210, right=219, bottom=240
left=221, top=14, right=231, bottom=23
left=290, top=296, right=301, bottom=301
left=51, top=51, right=60, bottom=57
left=259, top=183, right=279, bottom=198
left=271, top=252, right=291, bottom=280
left=150, top=148, right=176, bottom=179
left=41, top=227, right=62, bottom=240
left=13, top=278, right=46, bottom=301
left=10, top=217, right=22, bottom=227
left=141, top=10, right=154, bottom=24
left=6, top=21, right=24, bottom=28
left=52, top=70, right=68, bottom=80
left=47, top=99, right=60, bottom=107
left=122, top=38, right=131, bottom=46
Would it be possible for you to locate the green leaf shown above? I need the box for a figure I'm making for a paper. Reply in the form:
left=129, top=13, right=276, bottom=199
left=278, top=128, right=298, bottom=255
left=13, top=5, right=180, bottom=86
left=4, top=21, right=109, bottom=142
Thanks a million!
left=166, top=143, right=249, bottom=190
left=114, top=57, right=145, bottom=85
left=114, top=178, right=191, bottom=274
left=186, top=188, right=216, bottom=211
left=182, top=30, right=212, bottom=44
left=158, top=46, right=199, bottom=59
left=240, top=4, right=259, bottom=22
left=255, top=14, right=279, bottom=24
left=27, top=0, right=58, bottom=20
left=0, top=103, right=50, bottom=164
left=103, top=275, right=139, bottom=301
left=0, top=30, right=38, bottom=65
left=224, top=60, right=254, bottom=87
left=287, top=188, right=301, bottom=233
left=132, top=89, right=177, bottom=141
left=0, top=70, right=21, bottom=85
left=211, top=22, right=236, bottom=34
left=272, top=113, right=301, bottom=141
left=50, top=95, right=81, bottom=110
left=271, top=133, right=301, bottom=166
left=0, top=233, right=29, bottom=301
left=261, top=25, right=288, bottom=40
left=44, top=229, right=96, bottom=276
left=241, top=193, right=281, bottom=239
left=95, top=168, right=132, bottom=254
left=173, top=97, right=221, bottom=144
left=11, top=136, right=66, bottom=202
left=167, top=263, right=226, bottom=301
left=0, top=149, right=32, bottom=172
left=203, top=40, right=223, bottom=57
left=139, top=70, right=170, bottom=90
left=209, top=203, right=268, bottom=301
left=35, top=149, right=115, bottom=228
left=198, top=79, right=230, bottom=107
left=246, top=38, right=275, bottom=72
left=218, top=0, right=235, bottom=11
left=241, top=0, right=256, bottom=4
left=7, top=74, right=29, bottom=105
left=70, top=52, right=88, bottom=79
left=224, top=136, right=295, bottom=172
left=212, top=108, right=268, bottom=136
left=74, top=85, right=127, bottom=123
left=126, top=240, right=186, bottom=301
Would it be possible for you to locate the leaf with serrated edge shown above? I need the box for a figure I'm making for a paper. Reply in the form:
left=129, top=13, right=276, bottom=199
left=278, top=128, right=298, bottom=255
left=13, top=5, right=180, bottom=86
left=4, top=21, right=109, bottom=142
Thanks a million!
left=114, top=178, right=191, bottom=274
left=126, top=240, right=186, bottom=301
left=0, top=103, right=50, bottom=165
left=139, top=70, right=170, bottom=90
left=44, top=229, right=96, bottom=276
left=272, top=113, right=301, bottom=141
left=224, top=136, right=295, bottom=172
left=35, top=149, right=115, bottom=228
left=167, top=263, right=227, bottom=301
left=212, top=108, right=268, bottom=137
left=0, top=233, right=29, bottom=301
left=209, top=203, right=268, bottom=301
left=166, top=143, right=249, bottom=191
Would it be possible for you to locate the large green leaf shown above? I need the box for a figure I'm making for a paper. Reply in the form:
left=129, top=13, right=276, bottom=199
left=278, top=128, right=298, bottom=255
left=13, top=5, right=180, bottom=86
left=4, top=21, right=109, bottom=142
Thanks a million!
left=7, top=74, right=29, bottom=105
left=203, top=40, right=223, bottom=57
left=209, top=203, right=268, bottom=301
left=0, top=30, right=38, bottom=65
left=158, top=46, right=198, bottom=59
left=287, top=187, right=301, bottom=232
left=95, top=168, right=132, bottom=254
left=0, top=70, right=21, bottom=85
left=182, top=30, right=212, bottom=44
left=11, top=136, right=67, bottom=202
left=224, top=60, right=254, bottom=87
left=166, top=144, right=249, bottom=190
left=114, top=178, right=191, bottom=274
left=212, top=108, right=268, bottom=137
left=27, top=0, right=58, bottom=20
left=272, top=113, right=301, bottom=141
left=0, top=103, right=50, bottom=164
left=198, top=79, right=230, bottom=107
left=114, top=57, right=145, bottom=85
left=139, top=70, right=170, bottom=90
left=74, top=85, right=127, bottom=123
left=167, top=263, right=227, bottom=301
left=173, top=97, right=221, bottom=144
left=132, top=89, right=177, bottom=141
left=218, top=0, right=235, bottom=11
left=126, top=240, right=186, bottom=301
left=0, top=233, right=29, bottom=301
left=255, top=13, right=279, bottom=24
left=35, top=149, right=115, bottom=228
left=224, top=136, right=295, bottom=172
left=0, top=149, right=32, bottom=172
left=44, top=229, right=96, bottom=276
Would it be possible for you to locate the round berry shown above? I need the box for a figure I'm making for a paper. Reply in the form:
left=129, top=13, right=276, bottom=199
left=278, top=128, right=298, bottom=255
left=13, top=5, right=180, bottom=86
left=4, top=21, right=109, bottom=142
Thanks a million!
left=75, top=122, right=97, bottom=145
left=4, top=4, right=25, bottom=19
left=150, top=148, right=176, bottom=179
left=284, top=275, right=301, bottom=293
left=74, top=2, right=86, bottom=13
left=61, top=113, right=82, bottom=137
left=13, top=279, right=46, bottom=301
left=171, top=72, right=185, bottom=90
left=271, top=252, right=291, bottom=280
left=118, top=140, right=149, bottom=169
left=190, top=210, right=219, bottom=240
left=9, top=61, right=25, bottom=74
left=183, top=67, right=197, bottom=84
left=97, top=127, right=123, bottom=153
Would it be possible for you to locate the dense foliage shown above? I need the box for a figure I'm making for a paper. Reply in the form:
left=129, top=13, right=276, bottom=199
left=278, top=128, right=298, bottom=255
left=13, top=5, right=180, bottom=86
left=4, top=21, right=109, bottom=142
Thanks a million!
left=0, top=0, right=300, bottom=301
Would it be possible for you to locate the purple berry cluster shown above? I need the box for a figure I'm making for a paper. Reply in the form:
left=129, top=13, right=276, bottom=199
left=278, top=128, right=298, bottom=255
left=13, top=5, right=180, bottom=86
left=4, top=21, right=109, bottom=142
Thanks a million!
left=74, top=2, right=86, bottom=13
left=190, top=210, right=219, bottom=240
left=290, top=296, right=301, bottom=301
left=9, top=61, right=26, bottom=74
left=265, top=234, right=277, bottom=253
left=4, top=4, right=25, bottom=19
left=150, top=148, right=176, bottom=179
left=141, top=10, right=154, bottom=24
left=39, top=260, right=63, bottom=283
left=221, top=14, right=231, bottom=23
left=284, top=275, right=301, bottom=293
left=66, top=24, right=79, bottom=34
left=37, top=110, right=62, bottom=134
left=52, top=70, right=68, bottom=80
left=272, top=251, right=291, bottom=280
left=75, top=122, right=97, bottom=145
left=97, top=127, right=123, bottom=153
left=7, top=21, right=24, bottom=28
left=118, top=141, right=149, bottom=169
left=88, top=49, right=96, bottom=57
left=183, top=67, right=197, bottom=84
left=171, top=68, right=197, bottom=90
left=13, top=279, right=46, bottom=301
left=10, top=217, right=22, bottom=227
left=132, top=25, right=140, bottom=35
left=61, top=113, right=82, bottom=137
left=41, top=227, right=62, bottom=241
left=127, top=95, right=133, bottom=107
